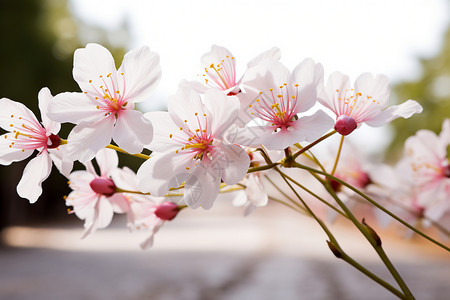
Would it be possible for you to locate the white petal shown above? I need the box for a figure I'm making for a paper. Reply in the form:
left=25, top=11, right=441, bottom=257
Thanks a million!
left=203, top=89, right=240, bottom=138
left=364, top=100, right=423, bottom=127
left=17, top=152, right=52, bottom=203
left=73, top=43, right=118, bottom=96
left=112, top=109, right=153, bottom=154
left=82, top=197, right=114, bottom=238
left=0, top=98, right=38, bottom=130
left=118, top=46, right=162, bottom=103
left=0, top=133, right=33, bottom=165
left=184, top=163, right=221, bottom=209
left=38, top=88, right=61, bottom=133
left=247, top=47, right=281, bottom=68
left=318, top=71, right=351, bottom=114
left=95, top=148, right=118, bottom=176
left=137, top=151, right=192, bottom=195
left=291, top=58, right=324, bottom=113
left=354, top=73, right=390, bottom=106
left=47, top=92, right=101, bottom=124
left=168, top=86, right=206, bottom=129
left=48, top=145, right=74, bottom=178
left=214, top=142, right=250, bottom=185
left=145, top=111, right=182, bottom=152
left=66, top=117, right=115, bottom=162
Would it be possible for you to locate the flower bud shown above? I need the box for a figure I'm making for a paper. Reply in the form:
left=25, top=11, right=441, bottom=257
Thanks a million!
left=89, top=177, right=116, bottom=197
left=362, top=218, right=382, bottom=247
left=444, top=164, right=450, bottom=178
left=334, top=115, right=357, bottom=136
left=47, top=134, right=62, bottom=149
left=154, top=201, right=180, bottom=221
left=327, top=240, right=342, bottom=258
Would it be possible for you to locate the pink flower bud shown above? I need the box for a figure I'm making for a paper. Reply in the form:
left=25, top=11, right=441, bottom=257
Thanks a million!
left=334, top=115, right=357, bottom=136
left=89, top=177, right=116, bottom=197
left=444, top=164, right=450, bottom=178
left=154, top=201, right=180, bottom=221
left=47, top=134, right=61, bottom=149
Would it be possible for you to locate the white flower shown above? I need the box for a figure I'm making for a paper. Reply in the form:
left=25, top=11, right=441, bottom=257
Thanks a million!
left=0, top=88, right=72, bottom=203
left=137, top=87, right=250, bottom=209
left=48, top=43, right=161, bottom=162
left=319, top=72, right=422, bottom=135
left=235, top=59, right=333, bottom=150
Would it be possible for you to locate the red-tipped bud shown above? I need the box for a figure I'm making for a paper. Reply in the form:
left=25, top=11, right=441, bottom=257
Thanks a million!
left=90, top=177, right=116, bottom=197
left=444, top=164, right=450, bottom=178
left=334, top=115, right=357, bottom=136
left=47, top=134, right=61, bottom=149
left=154, top=201, right=180, bottom=221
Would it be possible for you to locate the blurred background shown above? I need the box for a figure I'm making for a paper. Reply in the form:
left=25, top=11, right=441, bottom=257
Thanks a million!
left=0, top=0, right=449, bottom=299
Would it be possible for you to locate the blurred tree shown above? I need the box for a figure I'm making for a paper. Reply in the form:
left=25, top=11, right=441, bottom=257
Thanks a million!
left=0, top=0, right=127, bottom=230
left=388, top=25, right=450, bottom=160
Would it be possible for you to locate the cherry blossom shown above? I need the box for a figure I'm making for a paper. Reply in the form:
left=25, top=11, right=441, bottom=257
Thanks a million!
left=319, top=72, right=422, bottom=135
left=401, top=119, right=450, bottom=223
left=235, top=59, right=333, bottom=149
left=0, top=88, right=71, bottom=203
left=182, top=45, right=280, bottom=96
left=66, top=149, right=133, bottom=237
left=48, top=43, right=161, bottom=162
left=137, top=87, right=250, bottom=209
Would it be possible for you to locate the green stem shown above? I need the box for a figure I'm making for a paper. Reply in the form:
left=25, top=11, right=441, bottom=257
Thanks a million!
left=274, top=167, right=405, bottom=299
left=293, top=162, right=450, bottom=253
left=248, top=163, right=279, bottom=174
left=331, top=135, right=344, bottom=175
left=292, top=130, right=337, bottom=160
left=106, top=144, right=150, bottom=160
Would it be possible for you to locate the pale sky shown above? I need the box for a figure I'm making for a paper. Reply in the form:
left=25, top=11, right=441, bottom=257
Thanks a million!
left=70, top=0, right=449, bottom=154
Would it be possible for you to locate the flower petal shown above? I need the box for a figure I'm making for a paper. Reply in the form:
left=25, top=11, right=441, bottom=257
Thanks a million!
left=145, top=111, right=182, bottom=152
left=17, top=152, right=52, bottom=203
left=184, top=163, right=221, bottom=209
left=66, top=117, right=115, bottom=162
left=364, top=100, right=423, bottom=127
left=47, top=92, right=102, bottom=124
left=118, top=46, right=162, bottom=103
left=137, top=151, right=192, bottom=196
left=0, top=133, right=33, bottom=165
left=318, top=71, right=351, bottom=115
left=354, top=73, right=390, bottom=106
left=203, top=88, right=240, bottom=138
left=73, top=43, right=118, bottom=96
left=112, top=109, right=153, bottom=154
left=48, top=145, right=73, bottom=178
left=291, top=58, right=324, bottom=113
left=0, top=98, right=38, bottom=131
left=214, top=142, right=250, bottom=185
left=247, top=47, right=281, bottom=68
left=95, top=148, right=118, bottom=176
left=38, top=88, right=61, bottom=133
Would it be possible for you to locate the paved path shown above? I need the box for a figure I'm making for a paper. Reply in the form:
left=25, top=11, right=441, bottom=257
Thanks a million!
left=1, top=202, right=449, bottom=300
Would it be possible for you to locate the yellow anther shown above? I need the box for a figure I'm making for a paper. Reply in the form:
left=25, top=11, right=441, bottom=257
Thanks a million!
left=107, top=73, right=111, bottom=77
left=99, top=75, right=103, bottom=78
left=4, top=135, right=6, bottom=139
left=116, top=91, right=120, bottom=94
left=121, top=72, right=124, bottom=75
left=283, top=83, right=287, bottom=86
left=249, top=104, right=253, bottom=108
left=176, top=150, right=179, bottom=153
left=184, top=120, right=187, bottom=123
left=277, top=95, right=283, bottom=98
left=291, top=96, right=295, bottom=99
left=210, top=63, right=214, bottom=68
left=269, top=88, right=273, bottom=91
left=186, top=167, right=190, bottom=170
left=295, top=84, right=299, bottom=87
left=256, top=99, right=260, bottom=102
left=10, top=114, right=13, bottom=118
left=279, top=86, right=283, bottom=89
left=96, top=105, right=99, bottom=109
left=169, top=134, right=173, bottom=138
left=195, top=112, right=198, bottom=116
left=95, top=97, right=99, bottom=100
left=89, top=80, right=92, bottom=83
left=202, top=129, right=206, bottom=133
left=203, top=114, right=206, bottom=116
left=180, top=127, right=183, bottom=130
left=356, top=92, right=362, bottom=96
left=21, top=149, right=25, bottom=152
left=15, top=131, right=19, bottom=139
left=9, top=124, right=13, bottom=127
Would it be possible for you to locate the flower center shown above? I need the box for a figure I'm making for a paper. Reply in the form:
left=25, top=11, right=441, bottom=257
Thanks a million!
left=333, top=89, right=380, bottom=122
left=6, top=114, right=49, bottom=152
left=47, top=134, right=62, bottom=149
left=247, top=83, right=300, bottom=132
left=89, top=72, right=128, bottom=117
left=89, top=177, right=116, bottom=197
left=202, top=55, right=236, bottom=90
left=170, top=112, right=214, bottom=163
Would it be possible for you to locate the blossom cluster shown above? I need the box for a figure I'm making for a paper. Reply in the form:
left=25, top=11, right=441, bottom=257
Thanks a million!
left=2, top=43, right=448, bottom=250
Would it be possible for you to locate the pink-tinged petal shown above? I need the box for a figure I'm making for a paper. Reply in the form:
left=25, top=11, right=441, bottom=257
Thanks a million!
left=0, top=98, right=38, bottom=130
left=48, top=145, right=73, bottom=178
left=0, top=133, right=33, bottom=165
left=364, top=100, right=423, bottom=127
left=439, top=119, right=450, bottom=147
left=108, top=193, right=130, bottom=214
left=179, top=79, right=209, bottom=94
left=260, top=110, right=334, bottom=150
left=168, top=86, right=206, bottom=129
left=73, top=43, right=118, bottom=96
left=145, top=111, right=182, bottom=152
left=203, top=89, right=240, bottom=138
left=318, top=71, right=351, bottom=114
left=95, top=148, right=118, bottom=176
left=137, top=151, right=192, bottom=196
left=47, top=92, right=102, bottom=124
left=354, top=73, right=390, bottom=106
left=69, top=170, right=96, bottom=193
left=184, top=163, right=221, bottom=209
left=112, top=109, right=153, bottom=154
left=214, top=142, right=250, bottom=185
left=139, top=220, right=164, bottom=250
left=118, top=46, right=161, bottom=103
left=82, top=197, right=114, bottom=238
left=224, top=124, right=268, bottom=148
left=291, top=58, right=324, bottom=113
left=66, top=117, right=115, bottom=162
left=16, top=152, right=52, bottom=203
left=247, top=47, right=281, bottom=68
left=38, top=88, right=61, bottom=133
left=242, top=60, right=291, bottom=95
